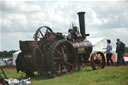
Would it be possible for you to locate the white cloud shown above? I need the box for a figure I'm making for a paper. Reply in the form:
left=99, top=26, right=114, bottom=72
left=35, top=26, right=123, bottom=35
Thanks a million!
left=1, top=14, right=28, bottom=32
left=113, top=28, right=128, bottom=36
left=1, top=0, right=42, bottom=13
left=1, top=0, right=128, bottom=51
left=1, top=32, right=34, bottom=51
left=89, top=10, right=102, bottom=25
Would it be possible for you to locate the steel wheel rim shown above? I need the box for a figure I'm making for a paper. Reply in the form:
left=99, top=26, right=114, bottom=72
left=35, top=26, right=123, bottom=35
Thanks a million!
left=91, top=52, right=105, bottom=70
left=53, top=42, right=76, bottom=74
left=33, top=47, right=44, bottom=74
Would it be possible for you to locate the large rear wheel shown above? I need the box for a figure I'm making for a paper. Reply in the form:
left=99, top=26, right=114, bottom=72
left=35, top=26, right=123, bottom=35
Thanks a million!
left=46, top=40, right=77, bottom=75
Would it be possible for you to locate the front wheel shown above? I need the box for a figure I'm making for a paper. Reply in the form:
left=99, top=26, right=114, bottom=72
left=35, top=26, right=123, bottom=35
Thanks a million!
left=91, top=52, right=105, bottom=70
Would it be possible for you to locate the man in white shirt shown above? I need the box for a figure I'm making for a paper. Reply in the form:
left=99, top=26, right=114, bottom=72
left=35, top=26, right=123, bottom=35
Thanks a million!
left=106, top=39, right=114, bottom=66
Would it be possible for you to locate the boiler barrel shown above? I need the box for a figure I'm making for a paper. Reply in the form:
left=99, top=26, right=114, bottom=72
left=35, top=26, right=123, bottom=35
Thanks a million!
left=72, top=40, right=93, bottom=55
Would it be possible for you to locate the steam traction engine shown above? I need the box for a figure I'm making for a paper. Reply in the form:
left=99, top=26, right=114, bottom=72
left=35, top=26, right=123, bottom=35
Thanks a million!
left=16, top=12, right=105, bottom=76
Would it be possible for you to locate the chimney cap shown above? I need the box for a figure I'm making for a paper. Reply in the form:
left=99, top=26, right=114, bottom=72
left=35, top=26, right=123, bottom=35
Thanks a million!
left=77, top=12, right=86, bottom=14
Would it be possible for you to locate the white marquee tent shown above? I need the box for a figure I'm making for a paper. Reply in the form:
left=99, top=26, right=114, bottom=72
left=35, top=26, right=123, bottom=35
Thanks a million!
left=13, top=51, right=21, bottom=65
left=88, top=38, right=116, bottom=53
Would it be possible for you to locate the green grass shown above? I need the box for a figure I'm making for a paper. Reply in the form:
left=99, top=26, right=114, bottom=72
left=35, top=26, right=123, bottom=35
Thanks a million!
left=2, top=66, right=128, bottom=85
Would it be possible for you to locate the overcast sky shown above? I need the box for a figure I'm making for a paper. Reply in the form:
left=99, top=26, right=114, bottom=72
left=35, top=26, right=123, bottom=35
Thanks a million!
left=0, top=0, right=128, bottom=51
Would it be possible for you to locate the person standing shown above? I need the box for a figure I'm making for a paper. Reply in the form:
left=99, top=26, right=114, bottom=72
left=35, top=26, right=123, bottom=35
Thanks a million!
left=106, top=39, right=114, bottom=66
left=116, top=39, right=126, bottom=66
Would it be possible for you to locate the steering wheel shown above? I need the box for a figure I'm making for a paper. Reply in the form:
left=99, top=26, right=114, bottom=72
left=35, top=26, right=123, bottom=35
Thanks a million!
left=33, top=26, right=53, bottom=41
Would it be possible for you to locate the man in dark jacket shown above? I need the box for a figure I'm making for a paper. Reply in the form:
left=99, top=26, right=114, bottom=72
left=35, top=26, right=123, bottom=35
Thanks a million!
left=116, top=39, right=126, bottom=66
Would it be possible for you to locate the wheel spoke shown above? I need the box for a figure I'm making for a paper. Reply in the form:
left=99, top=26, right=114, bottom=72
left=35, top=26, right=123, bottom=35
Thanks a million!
left=58, top=64, right=61, bottom=74
left=65, top=62, right=73, bottom=67
left=56, top=49, right=63, bottom=56
left=54, top=57, right=62, bottom=60
left=62, top=65, right=68, bottom=73
left=68, top=53, right=75, bottom=57
left=61, top=45, right=67, bottom=57
left=39, top=30, right=44, bottom=37
left=61, top=48, right=65, bottom=55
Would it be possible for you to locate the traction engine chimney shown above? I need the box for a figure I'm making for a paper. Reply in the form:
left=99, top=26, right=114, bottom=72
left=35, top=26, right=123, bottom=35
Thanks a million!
left=77, top=12, right=87, bottom=39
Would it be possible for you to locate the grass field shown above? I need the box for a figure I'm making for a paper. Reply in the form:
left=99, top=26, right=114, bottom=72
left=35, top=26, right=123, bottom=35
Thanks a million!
left=2, top=66, right=128, bottom=85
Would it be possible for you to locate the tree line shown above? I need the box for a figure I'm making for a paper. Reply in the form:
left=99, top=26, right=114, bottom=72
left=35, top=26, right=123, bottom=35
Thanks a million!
left=0, top=47, right=127, bottom=58
left=0, top=50, right=17, bottom=57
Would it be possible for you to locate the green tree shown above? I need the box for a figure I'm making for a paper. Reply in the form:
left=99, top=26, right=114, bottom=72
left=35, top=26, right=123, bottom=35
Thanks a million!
left=0, top=50, right=17, bottom=57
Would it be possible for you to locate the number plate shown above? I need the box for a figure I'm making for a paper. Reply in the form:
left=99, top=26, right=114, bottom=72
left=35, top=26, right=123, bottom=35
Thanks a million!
left=78, top=48, right=85, bottom=53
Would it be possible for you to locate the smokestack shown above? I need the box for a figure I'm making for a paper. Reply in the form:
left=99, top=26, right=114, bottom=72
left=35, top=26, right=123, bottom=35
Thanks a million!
left=77, top=12, right=86, bottom=39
